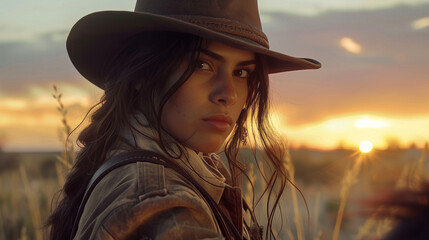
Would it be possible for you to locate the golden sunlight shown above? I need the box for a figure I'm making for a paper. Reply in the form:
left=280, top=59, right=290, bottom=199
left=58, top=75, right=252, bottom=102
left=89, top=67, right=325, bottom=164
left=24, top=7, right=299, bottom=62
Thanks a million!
left=355, top=118, right=389, bottom=128
left=283, top=114, right=429, bottom=150
left=269, top=112, right=286, bottom=134
left=359, top=141, right=373, bottom=153
left=1, top=99, right=28, bottom=110
left=340, top=37, right=362, bottom=54
left=412, top=17, right=429, bottom=30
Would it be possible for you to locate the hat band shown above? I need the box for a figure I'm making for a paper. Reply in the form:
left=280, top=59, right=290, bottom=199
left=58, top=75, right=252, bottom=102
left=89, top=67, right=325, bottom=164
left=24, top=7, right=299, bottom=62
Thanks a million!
left=170, top=15, right=269, bottom=48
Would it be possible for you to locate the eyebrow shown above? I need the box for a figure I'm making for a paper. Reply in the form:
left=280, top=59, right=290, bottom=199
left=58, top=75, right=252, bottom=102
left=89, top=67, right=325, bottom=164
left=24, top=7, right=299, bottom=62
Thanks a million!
left=200, top=49, right=256, bottom=66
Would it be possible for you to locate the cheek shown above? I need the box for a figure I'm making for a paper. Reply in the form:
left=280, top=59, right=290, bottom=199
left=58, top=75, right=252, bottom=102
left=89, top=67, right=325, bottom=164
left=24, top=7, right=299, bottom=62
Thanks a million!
left=162, top=96, right=189, bottom=137
left=239, top=86, right=249, bottom=106
left=161, top=88, right=201, bottom=141
left=234, top=82, right=249, bottom=113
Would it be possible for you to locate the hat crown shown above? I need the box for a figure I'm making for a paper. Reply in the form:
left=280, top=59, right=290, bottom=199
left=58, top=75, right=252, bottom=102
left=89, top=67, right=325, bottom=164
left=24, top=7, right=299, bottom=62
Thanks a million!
left=67, top=0, right=320, bottom=89
left=135, top=0, right=262, bottom=30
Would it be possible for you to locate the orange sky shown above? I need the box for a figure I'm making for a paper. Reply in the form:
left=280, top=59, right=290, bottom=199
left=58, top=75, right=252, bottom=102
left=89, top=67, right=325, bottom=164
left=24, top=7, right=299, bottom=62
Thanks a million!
left=1, top=1, right=428, bottom=151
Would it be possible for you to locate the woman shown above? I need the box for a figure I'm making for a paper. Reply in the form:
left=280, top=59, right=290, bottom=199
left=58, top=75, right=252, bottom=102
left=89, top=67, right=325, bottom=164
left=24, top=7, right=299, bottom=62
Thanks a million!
left=48, top=0, right=320, bottom=239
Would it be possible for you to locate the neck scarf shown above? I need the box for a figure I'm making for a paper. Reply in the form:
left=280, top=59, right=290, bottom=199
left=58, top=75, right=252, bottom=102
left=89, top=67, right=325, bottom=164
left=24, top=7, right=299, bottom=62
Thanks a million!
left=115, top=112, right=231, bottom=203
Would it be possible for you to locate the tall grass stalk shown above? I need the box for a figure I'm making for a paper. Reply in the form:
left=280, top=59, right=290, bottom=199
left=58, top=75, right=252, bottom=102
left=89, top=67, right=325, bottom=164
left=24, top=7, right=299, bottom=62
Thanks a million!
left=19, top=226, right=28, bottom=240
left=413, top=142, right=428, bottom=187
left=243, top=162, right=256, bottom=225
left=19, top=165, right=43, bottom=240
left=355, top=211, right=392, bottom=240
left=286, top=228, right=296, bottom=240
left=395, top=164, right=411, bottom=189
left=245, top=162, right=255, bottom=209
left=52, top=85, right=76, bottom=186
left=313, top=192, right=321, bottom=236
left=355, top=215, right=376, bottom=240
left=52, top=85, right=76, bottom=171
left=396, top=142, right=428, bottom=191
left=284, top=152, right=304, bottom=240
left=313, top=230, right=322, bottom=240
left=357, top=144, right=428, bottom=239
left=0, top=209, right=5, bottom=240
left=290, top=180, right=304, bottom=240
left=332, top=154, right=363, bottom=240
left=55, top=161, right=65, bottom=187
left=376, top=218, right=392, bottom=237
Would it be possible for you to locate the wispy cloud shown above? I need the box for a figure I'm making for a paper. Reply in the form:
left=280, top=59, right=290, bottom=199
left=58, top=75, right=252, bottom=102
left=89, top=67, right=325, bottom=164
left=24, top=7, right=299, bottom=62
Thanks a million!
left=259, top=0, right=429, bottom=16
left=264, top=4, right=429, bottom=126
left=0, top=28, right=89, bottom=96
left=355, top=118, right=389, bottom=128
left=0, top=26, right=68, bottom=44
left=0, top=85, right=99, bottom=151
left=1, top=1, right=429, bottom=150
left=340, top=37, right=362, bottom=54
left=412, top=16, right=429, bottom=29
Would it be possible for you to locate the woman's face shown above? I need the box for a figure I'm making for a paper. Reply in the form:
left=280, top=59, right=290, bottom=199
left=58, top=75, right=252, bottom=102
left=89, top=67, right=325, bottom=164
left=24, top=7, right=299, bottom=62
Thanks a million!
left=161, top=41, right=255, bottom=153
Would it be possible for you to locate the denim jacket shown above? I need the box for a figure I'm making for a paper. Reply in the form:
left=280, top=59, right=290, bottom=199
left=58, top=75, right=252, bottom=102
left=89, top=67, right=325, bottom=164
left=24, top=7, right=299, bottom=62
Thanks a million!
left=73, top=114, right=256, bottom=239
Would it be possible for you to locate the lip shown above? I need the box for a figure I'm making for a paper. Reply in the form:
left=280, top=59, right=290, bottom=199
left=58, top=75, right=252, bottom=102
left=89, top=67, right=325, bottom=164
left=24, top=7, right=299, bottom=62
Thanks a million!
left=202, top=115, right=233, bottom=131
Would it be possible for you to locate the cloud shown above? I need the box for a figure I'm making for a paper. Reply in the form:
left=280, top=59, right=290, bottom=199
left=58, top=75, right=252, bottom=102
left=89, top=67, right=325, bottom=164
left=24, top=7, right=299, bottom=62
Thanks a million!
left=258, top=0, right=429, bottom=16
left=0, top=28, right=89, bottom=95
left=0, top=24, right=29, bottom=43
left=354, top=118, right=389, bottom=128
left=1, top=2, right=428, bottom=130
left=0, top=23, right=68, bottom=44
left=340, top=37, right=362, bottom=54
left=37, top=29, right=69, bottom=43
left=263, top=4, right=429, bottom=126
left=412, top=16, right=429, bottom=29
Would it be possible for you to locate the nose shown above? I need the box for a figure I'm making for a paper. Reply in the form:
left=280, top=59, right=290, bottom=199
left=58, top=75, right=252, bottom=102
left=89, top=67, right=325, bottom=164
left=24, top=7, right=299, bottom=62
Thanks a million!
left=209, top=70, right=237, bottom=106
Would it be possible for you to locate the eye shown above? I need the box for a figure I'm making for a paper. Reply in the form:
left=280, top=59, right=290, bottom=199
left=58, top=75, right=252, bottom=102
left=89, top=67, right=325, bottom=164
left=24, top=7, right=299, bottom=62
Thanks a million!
left=234, top=69, right=250, bottom=78
left=197, top=61, right=212, bottom=71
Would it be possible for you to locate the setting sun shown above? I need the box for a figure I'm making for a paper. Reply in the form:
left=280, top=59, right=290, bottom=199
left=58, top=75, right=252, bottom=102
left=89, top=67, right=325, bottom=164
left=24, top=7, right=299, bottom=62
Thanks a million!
left=359, top=141, right=373, bottom=153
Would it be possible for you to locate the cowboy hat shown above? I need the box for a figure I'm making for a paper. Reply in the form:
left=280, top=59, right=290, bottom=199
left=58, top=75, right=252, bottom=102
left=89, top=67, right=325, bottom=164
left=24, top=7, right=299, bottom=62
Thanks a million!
left=67, top=0, right=321, bottom=89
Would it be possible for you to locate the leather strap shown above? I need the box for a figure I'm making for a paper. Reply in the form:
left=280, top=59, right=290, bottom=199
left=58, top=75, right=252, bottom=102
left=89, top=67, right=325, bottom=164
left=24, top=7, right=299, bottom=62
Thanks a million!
left=70, top=150, right=242, bottom=240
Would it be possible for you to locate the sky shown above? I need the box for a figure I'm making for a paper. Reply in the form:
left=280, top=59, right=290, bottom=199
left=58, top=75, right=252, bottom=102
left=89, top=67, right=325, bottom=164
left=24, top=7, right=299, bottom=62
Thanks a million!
left=1, top=0, right=429, bottom=151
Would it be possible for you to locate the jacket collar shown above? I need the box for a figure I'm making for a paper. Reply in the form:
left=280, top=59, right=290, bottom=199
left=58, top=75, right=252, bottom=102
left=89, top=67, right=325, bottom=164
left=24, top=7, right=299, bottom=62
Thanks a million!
left=119, top=112, right=230, bottom=203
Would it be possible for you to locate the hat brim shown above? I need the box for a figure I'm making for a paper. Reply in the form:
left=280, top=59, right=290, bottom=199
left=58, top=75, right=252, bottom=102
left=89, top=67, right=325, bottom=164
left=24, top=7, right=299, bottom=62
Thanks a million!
left=67, top=11, right=321, bottom=89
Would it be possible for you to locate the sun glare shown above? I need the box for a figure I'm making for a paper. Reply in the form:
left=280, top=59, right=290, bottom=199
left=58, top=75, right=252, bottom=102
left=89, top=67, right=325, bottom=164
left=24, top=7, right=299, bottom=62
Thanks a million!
left=355, top=118, right=388, bottom=128
left=359, top=141, right=373, bottom=153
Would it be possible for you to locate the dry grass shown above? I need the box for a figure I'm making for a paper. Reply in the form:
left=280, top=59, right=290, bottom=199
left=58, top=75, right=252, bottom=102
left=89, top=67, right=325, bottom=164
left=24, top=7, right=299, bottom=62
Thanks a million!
left=19, top=165, right=43, bottom=240
left=355, top=143, right=429, bottom=240
left=332, top=152, right=362, bottom=240
left=1, top=87, right=428, bottom=239
left=3, top=146, right=427, bottom=239
left=284, top=151, right=305, bottom=240
left=52, top=85, right=76, bottom=171
left=0, top=86, right=77, bottom=240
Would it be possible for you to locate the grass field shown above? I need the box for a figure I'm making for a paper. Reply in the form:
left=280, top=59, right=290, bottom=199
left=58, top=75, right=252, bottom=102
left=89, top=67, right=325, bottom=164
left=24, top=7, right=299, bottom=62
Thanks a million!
left=1, top=146, right=427, bottom=239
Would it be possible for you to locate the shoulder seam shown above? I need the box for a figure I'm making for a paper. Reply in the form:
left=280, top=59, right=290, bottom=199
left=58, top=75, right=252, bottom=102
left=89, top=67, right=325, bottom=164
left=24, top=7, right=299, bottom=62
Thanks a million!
left=137, top=161, right=168, bottom=200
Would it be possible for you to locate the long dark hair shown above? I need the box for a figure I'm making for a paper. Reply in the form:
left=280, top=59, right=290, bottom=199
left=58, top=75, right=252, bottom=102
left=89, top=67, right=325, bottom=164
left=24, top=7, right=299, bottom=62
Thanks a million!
left=47, top=31, right=289, bottom=240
